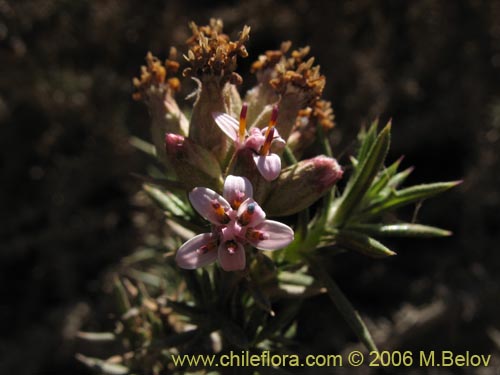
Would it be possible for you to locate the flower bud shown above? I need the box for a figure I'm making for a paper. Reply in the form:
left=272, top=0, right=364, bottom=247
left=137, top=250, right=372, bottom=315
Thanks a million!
left=263, top=155, right=343, bottom=216
left=165, top=133, right=223, bottom=191
left=133, top=51, right=189, bottom=163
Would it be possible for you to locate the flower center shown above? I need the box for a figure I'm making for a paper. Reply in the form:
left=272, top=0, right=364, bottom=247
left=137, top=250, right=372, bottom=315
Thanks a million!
left=246, top=229, right=269, bottom=242
left=231, top=191, right=245, bottom=210
left=225, top=240, right=239, bottom=255
left=238, top=203, right=256, bottom=226
left=211, top=200, right=230, bottom=224
left=197, top=239, right=217, bottom=254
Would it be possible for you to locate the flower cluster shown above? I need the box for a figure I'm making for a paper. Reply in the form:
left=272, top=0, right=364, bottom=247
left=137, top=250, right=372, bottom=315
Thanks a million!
left=133, top=19, right=345, bottom=272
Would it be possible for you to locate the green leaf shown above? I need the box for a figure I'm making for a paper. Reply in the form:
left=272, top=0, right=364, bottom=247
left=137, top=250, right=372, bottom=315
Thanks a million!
left=143, top=183, right=189, bottom=216
left=349, top=223, right=452, bottom=238
left=112, top=276, right=131, bottom=315
left=359, top=181, right=462, bottom=219
left=283, top=145, right=298, bottom=165
left=129, top=136, right=156, bottom=157
left=386, top=166, right=414, bottom=190
left=277, top=271, right=314, bottom=287
left=307, top=256, right=378, bottom=352
left=324, top=229, right=396, bottom=258
left=76, top=332, right=116, bottom=342
left=356, top=119, right=379, bottom=164
left=366, top=156, right=403, bottom=199
left=330, top=122, right=391, bottom=226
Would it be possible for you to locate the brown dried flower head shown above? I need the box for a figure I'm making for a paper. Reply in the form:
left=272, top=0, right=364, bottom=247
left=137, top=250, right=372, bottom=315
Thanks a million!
left=182, top=18, right=250, bottom=85
left=132, top=48, right=180, bottom=101
left=251, top=41, right=326, bottom=108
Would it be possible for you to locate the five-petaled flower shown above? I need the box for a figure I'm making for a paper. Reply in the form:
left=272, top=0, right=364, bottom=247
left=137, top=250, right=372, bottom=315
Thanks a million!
left=213, top=104, right=285, bottom=181
left=176, top=175, right=294, bottom=271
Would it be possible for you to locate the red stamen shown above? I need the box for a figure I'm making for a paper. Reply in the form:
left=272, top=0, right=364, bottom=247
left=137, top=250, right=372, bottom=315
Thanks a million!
left=239, top=103, right=248, bottom=142
left=226, top=241, right=238, bottom=254
left=197, top=240, right=216, bottom=254
left=269, top=104, right=278, bottom=128
left=260, top=105, right=278, bottom=156
left=247, top=229, right=266, bottom=241
left=260, top=127, right=275, bottom=156
left=238, top=203, right=255, bottom=226
left=212, top=200, right=229, bottom=223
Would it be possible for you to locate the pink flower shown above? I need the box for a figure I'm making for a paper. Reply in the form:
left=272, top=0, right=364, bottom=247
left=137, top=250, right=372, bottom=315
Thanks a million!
left=212, top=104, right=285, bottom=181
left=176, top=175, right=294, bottom=271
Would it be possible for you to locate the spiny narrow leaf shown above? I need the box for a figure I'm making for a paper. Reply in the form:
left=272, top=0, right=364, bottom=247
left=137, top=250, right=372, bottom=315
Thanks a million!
left=267, top=283, right=325, bottom=299
left=360, top=180, right=462, bottom=219
left=367, top=156, right=404, bottom=199
left=331, top=123, right=391, bottom=226
left=327, top=229, right=396, bottom=258
left=277, top=271, right=315, bottom=287
left=308, top=256, right=378, bottom=352
left=143, top=183, right=189, bottom=216
left=386, top=166, right=414, bottom=190
left=350, top=223, right=452, bottom=238
left=76, top=332, right=116, bottom=342
left=129, top=135, right=157, bottom=157
left=113, top=276, right=131, bottom=315
left=356, top=119, right=379, bottom=164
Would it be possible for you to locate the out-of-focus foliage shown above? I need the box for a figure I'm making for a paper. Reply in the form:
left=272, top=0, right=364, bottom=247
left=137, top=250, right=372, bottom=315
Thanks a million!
left=1, top=0, right=500, bottom=374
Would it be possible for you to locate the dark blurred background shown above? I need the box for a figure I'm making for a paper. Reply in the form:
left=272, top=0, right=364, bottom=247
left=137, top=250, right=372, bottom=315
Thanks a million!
left=1, top=0, right=500, bottom=374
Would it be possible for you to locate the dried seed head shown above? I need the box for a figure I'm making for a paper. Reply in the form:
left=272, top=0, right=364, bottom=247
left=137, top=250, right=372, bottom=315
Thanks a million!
left=132, top=49, right=181, bottom=101
left=251, top=41, right=325, bottom=108
left=182, top=18, right=250, bottom=85
left=287, top=99, right=336, bottom=157
left=132, top=49, right=188, bottom=163
left=248, top=42, right=328, bottom=140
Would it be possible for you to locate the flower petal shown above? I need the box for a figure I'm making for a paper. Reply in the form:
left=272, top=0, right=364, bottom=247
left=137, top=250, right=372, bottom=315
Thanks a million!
left=189, top=187, right=231, bottom=225
left=252, top=153, right=282, bottom=181
left=223, top=175, right=253, bottom=209
left=271, top=128, right=286, bottom=148
left=176, top=233, right=218, bottom=269
left=244, top=128, right=266, bottom=152
left=218, top=241, right=246, bottom=271
left=237, top=198, right=266, bottom=227
left=247, top=220, right=294, bottom=251
left=212, top=112, right=239, bottom=142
